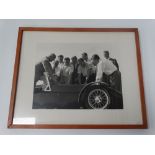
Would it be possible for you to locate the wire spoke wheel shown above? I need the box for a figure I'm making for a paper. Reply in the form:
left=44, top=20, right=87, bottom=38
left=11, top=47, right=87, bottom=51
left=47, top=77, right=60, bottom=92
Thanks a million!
left=88, top=89, right=109, bottom=109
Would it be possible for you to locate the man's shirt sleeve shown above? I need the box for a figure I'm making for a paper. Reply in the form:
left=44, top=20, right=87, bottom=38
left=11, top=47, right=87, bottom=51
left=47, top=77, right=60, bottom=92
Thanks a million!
left=96, top=61, right=105, bottom=82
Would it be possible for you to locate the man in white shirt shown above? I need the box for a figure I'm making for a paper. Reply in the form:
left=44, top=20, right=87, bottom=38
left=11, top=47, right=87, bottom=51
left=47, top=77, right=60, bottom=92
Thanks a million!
left=58, top=55, right=64, bottom=69
left=104, top=50, right=119, bottom=70
left=91, top=54, right=122, bottom=92
left=81, top=52, right=96, bottom=83
left=60, top=57, right=73, bottom=84
left=52, top=60, right=62, bottom=83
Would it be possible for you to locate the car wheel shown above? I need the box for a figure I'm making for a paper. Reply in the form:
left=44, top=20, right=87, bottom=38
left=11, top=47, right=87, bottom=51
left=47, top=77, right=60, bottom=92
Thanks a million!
left=83, top=85, right=110, bottom=109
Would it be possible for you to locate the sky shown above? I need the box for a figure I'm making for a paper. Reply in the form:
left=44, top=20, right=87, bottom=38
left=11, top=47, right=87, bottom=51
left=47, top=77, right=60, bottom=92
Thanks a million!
left=36, top=42, right=123, bottom=65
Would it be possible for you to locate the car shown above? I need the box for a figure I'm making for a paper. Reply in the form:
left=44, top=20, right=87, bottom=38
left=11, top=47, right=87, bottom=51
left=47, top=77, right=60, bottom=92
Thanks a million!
left=33, top=80, right=123, bottom=109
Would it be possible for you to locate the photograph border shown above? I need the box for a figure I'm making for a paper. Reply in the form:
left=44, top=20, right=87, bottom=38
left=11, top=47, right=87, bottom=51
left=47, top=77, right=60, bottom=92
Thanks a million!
left=7, top=27, right=147, bottom=129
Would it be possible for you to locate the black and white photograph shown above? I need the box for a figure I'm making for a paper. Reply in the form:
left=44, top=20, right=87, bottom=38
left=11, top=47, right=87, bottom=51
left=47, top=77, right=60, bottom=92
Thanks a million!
left=33, top=48, right=123, bottom=109
left=7, top=27, right=146, bottom=128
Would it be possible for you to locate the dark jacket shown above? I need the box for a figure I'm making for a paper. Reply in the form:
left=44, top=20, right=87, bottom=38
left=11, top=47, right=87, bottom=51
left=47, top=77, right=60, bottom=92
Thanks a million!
left=34, top=58, right=53, bottom=84
left=109, top=58, right=119, bottom=70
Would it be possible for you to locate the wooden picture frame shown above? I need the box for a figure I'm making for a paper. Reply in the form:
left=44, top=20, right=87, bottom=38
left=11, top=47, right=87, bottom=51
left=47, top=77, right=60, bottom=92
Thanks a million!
left=8, top=27, right=147, bottom=129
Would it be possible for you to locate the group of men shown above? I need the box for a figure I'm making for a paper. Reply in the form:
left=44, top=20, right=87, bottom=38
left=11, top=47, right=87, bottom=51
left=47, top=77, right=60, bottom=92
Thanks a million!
left=34, top=51, right=122, bottom=92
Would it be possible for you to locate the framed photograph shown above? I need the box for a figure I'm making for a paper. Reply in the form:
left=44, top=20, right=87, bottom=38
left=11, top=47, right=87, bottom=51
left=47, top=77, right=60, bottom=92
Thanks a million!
left=8, top=27, right=147, bottom=129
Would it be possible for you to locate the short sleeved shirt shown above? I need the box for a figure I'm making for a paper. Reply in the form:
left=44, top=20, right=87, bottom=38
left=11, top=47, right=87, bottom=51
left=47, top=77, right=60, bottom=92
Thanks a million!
left=61, top=65, right=73, bottom=77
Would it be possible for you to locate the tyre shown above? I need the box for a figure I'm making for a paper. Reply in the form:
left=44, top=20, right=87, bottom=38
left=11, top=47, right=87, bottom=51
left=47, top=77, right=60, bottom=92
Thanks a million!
left=82, top=85, right=110, bottom=109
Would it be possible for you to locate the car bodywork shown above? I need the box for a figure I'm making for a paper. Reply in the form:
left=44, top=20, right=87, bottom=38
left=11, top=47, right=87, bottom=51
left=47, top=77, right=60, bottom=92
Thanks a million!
left=33, top=82, right=123, bottom=109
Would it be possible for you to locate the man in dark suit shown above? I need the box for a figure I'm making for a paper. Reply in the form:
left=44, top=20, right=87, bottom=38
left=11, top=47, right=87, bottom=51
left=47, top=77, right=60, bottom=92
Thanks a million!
left=34, top=53, right=56, bottom=86
left=104, top=51, right=119, bottom=70
left=70, top=56, right=79, bottom=84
